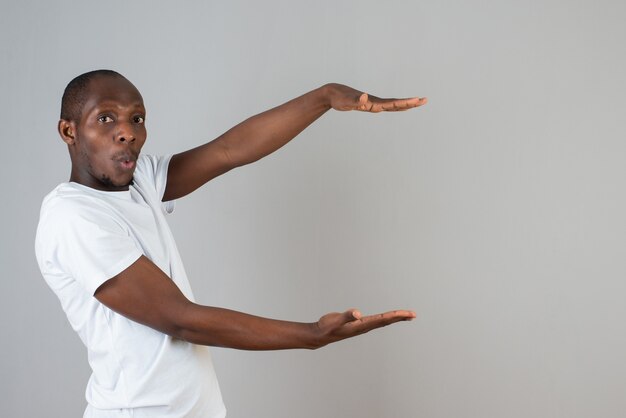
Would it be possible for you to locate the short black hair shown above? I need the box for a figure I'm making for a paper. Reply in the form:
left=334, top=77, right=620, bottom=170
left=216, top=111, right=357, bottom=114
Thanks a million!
left=60, top=69, right=125, bottom=122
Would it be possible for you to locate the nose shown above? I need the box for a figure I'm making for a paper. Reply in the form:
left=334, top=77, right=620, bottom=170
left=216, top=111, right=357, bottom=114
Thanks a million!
left=115, top=122, right=136, bottom=143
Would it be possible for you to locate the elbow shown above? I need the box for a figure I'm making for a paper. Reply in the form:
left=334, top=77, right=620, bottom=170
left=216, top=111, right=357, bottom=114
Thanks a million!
left=166, top=302, right=223, bottom=347
left=160, top=319, right=191, bottom=343
left=174, top=326, right=201, bottom=345
left=162, top=302, right=202, bottom=343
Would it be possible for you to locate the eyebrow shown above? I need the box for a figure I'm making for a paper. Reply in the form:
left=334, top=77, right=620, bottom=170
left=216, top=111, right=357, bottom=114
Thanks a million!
left=90, top=101, right=146, bottom=112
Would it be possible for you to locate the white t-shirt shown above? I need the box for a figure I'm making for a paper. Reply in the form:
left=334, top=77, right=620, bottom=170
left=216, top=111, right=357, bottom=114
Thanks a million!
left=35, top=155, right=226, bottom=418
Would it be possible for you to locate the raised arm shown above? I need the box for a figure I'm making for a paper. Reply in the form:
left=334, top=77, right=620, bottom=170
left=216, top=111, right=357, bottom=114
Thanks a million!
left=162, top=83, right=427, bottom=201
left=94, top=256, right=416, bottom=350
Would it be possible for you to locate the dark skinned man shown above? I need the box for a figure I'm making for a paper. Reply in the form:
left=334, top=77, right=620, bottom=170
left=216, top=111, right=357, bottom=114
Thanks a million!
left=36, top=70, right=427, bottom=418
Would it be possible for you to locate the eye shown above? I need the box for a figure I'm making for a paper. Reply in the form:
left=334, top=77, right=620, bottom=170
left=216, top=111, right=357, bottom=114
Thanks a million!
left=133, top=115, right=145, bottom=124
left=97, top=115, right=113, bottom=123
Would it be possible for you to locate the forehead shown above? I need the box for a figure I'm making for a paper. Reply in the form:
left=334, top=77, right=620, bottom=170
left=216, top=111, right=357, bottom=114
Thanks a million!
left=81, top=76, right=145, bottom=116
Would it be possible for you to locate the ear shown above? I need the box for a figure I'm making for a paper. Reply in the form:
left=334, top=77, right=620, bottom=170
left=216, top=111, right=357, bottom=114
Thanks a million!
left=58, top=119, right=77, bottom=145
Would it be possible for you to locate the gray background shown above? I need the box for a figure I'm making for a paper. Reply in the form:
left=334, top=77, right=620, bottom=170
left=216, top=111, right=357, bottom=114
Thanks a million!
left=2, top=0, right=626, bottom=417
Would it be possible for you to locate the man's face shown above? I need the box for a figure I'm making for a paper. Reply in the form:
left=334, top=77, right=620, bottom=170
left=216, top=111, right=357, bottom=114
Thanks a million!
left=69, top=76, right=147, bottom=191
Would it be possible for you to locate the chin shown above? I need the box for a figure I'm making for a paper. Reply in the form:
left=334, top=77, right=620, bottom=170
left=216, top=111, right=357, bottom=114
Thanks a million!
left=118, top=178, right=135, bottom=188
left=101, top=175, right=134, bottom=189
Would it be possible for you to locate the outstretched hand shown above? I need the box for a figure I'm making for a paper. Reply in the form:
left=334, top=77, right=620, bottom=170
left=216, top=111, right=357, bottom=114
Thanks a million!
left=325, top=83, right=427, bottom=113
left=314, top=308, right=416, bottom=348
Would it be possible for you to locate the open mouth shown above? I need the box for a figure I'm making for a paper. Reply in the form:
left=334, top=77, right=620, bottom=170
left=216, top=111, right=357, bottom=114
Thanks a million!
left=119, top=159, right=136, bottom=170
left=114, top=154, right=138, bottom=171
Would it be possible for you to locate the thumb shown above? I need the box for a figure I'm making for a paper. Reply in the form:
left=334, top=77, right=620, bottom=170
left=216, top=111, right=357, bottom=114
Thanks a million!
left=358, top=93, right=369, bottom=108
left=344, top=309, right=362, bottom=322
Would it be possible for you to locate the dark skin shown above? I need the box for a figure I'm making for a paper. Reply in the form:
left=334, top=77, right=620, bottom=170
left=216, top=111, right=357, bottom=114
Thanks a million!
left=58, top=75, right=427, bottom=350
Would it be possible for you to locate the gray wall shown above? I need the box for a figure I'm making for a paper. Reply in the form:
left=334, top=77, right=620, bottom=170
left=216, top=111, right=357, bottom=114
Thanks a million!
left=2, top=0, right=626, bottom=417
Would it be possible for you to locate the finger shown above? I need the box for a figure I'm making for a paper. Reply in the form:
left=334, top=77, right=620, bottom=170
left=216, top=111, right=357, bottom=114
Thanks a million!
left=372, top=310, right=416, bottom=320
left=379, top=97, right=427, bottom=111
left=337, top=310, right=411, bottom=336
left=356, top=310, right=416, bottom=328
left=361, top=96, right=427, bottom=113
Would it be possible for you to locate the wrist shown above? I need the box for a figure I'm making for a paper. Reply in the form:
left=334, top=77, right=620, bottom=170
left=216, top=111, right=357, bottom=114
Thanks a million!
left=304, top=321, right=326, bottom=350
left=318, top=83, right=338, bottom=110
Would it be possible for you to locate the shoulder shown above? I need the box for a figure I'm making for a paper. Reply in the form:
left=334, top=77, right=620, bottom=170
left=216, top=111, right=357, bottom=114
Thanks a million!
left=35, top=184, right=144, bottom=293
left=36, top=184, right=129, bottom=243
left=39, top=183, right=91, bottom=221
left=39, top=183, right=112, bottom=220
left=35, top=183, right=135, bottom=261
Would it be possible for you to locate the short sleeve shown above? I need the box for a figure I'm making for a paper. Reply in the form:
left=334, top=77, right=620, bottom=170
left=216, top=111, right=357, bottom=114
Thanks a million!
left=36, top=198, right=143, bottom=296
left=133, top=154, right=175, bottom=214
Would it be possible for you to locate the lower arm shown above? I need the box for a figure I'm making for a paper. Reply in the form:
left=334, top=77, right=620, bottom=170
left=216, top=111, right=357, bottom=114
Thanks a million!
left=176, top=304, right=322, bottom=350
left=221, top=85, right=332, bottom=167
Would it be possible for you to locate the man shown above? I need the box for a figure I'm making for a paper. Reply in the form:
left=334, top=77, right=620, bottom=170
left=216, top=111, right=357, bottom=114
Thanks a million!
left=35, top=70, right=427, bottom=417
